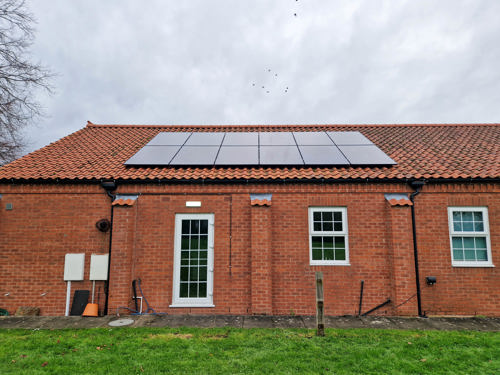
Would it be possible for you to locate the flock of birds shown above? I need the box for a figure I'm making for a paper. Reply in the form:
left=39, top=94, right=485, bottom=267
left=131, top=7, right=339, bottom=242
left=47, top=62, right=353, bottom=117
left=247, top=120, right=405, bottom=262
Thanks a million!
left=251, top=1, right=300, bottom=95
left=252, top=0, right=299, bottom=94
left=252, top=68, right=289, bottom=94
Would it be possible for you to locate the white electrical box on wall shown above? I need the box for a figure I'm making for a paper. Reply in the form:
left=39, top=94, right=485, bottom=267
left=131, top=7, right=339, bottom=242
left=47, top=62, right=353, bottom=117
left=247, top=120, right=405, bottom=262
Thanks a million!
left=89, top=254, right=109, bottom=281
left=64, top=253, right=85, bottom=281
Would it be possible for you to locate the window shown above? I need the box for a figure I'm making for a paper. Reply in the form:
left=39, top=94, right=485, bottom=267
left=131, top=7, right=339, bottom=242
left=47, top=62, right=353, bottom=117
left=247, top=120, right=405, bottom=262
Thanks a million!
left=309, top=207, right=349, bottom=265
left=448, top=207, right=493, bottom=267
left=171, top=213, right=214, bottom=307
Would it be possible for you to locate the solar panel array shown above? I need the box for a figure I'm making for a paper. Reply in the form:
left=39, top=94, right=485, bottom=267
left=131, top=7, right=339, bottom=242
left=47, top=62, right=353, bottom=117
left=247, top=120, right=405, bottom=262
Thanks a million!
left=124, top=131, right=396, bottom=166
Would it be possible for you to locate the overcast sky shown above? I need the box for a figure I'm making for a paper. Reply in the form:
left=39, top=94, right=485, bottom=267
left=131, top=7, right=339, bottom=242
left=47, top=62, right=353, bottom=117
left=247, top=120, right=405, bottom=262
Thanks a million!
left=25, top=0, right=500, bottom=153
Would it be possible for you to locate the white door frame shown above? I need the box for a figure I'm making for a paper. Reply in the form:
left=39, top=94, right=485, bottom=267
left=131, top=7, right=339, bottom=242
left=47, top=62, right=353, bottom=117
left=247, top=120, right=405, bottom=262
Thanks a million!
left=170, top=213, right=214, bottom=307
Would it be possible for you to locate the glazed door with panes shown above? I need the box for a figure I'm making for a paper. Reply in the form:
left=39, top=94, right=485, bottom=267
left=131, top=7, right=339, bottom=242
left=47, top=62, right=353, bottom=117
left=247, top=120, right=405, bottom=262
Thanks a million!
left=171, top=213, right=214, bottom=307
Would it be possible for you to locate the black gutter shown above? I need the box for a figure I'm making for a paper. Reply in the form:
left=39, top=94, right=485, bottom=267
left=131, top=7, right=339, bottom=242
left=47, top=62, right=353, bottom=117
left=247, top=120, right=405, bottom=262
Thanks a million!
left=101, top=180, right=117, bottom=315
left=409, top=180, right=425, bottom=317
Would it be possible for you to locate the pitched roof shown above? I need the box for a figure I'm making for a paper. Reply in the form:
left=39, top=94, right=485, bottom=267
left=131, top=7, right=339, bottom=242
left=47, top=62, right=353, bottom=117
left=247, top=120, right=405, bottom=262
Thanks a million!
left=0, top=123, right=499, bottom=182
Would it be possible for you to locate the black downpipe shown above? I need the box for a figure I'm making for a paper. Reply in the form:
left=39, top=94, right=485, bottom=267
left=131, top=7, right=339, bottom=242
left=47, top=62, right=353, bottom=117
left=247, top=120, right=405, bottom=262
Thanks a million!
left=101, top=181, right=117, bottom=315
left=409, top=180, right=425, bottom=317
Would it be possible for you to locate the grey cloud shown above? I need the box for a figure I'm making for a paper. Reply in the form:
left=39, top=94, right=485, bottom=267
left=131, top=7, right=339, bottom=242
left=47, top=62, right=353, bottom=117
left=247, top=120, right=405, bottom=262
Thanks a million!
left=22, top=0, right=500, bottom=154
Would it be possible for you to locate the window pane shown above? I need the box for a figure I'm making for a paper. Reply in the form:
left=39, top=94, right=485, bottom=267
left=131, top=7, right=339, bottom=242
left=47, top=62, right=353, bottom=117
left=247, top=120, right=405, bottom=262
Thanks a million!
left=180, top=266, right=189, bottom=281
left=464, top=250, right=476, bottom=260
left=182, top=220, right=190, bottom=234
left=323, top=222, right=333, bottom=231
left=199, top=267, right=207, bottom=281
left=462, top=221, right=474, bottom=231
left=199, top=283, right=207, bottom=298
left=474, top=222, right=484, bottom=231
left=476, top=250, right=488, bottom=261
left=323, top=237, right=333, bottom=249
left=452, top=237, right=463, bottom=250
left=190, top=236, right=199, bottom=249
left=475, top=237, right=486, bottom=249
left=334, top=237, right=345, bottom=249
left=453, top=222, right=463, bottom=231
left=453, top=249, right=464, bottom=260
left=335, top=248, right=346, bottom=260
left=180, top=283, right=188, bottom=297
left=199, top=258, right=207, bottom=266
left=199, top=250, right=208, bottom=260
left=199, top=235, right=208, bottom=250
left=190, top=250, right=199, bottom=260
left=463, top=237, right=474, bottom=249
left=313, top=222, right=321, bottom=231
left=312, top=236, right=322, bottom=248
left=181, top=236, right=190, bottom=249
left=322, top=212, right=333, bottom=221
left=333, top=212, right=342, bottom=221
left=189, top=283, right=198, bottom=298
left=200, top=220, right=208, bottom=234
left=452, top=211, right=461, bottom=221
left=191, top=220, right=200, bottom=234
left=473, top=212, right=483, bottom=221
left=190, top=267, right=198, bottom=281
left=312, top=248, right=322, bottom=260
left=181, top=250, right=189, bottom=259
left=324, top=249, right=334, bottom=260
left=313, top=212, right=321, bottom=221
left=334, top=222, right=343, bottom=231
left=462, top=212, right=472, bottom=221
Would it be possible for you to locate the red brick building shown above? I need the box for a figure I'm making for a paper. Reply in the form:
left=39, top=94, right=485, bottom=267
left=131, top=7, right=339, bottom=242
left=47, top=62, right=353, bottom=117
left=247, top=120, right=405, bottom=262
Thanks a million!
left=0, top=123, right=498, bottom=316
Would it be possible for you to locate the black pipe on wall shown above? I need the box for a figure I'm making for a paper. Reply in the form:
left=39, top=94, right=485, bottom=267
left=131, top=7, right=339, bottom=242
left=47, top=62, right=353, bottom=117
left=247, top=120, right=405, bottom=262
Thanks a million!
left=101, top=180, right=117, bottom=315
left=409, top=180, right=425, bottom=317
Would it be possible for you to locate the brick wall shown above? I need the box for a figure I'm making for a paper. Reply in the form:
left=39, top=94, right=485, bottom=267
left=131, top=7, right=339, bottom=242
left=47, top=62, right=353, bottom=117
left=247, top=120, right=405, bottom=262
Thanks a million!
left=0, top=181, right=498, bottom=316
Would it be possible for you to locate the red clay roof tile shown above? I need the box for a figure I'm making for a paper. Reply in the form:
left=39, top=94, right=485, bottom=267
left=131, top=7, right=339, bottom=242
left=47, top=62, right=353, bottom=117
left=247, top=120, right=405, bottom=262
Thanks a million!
left=0, top=123, right=498, bottom=182
left=112, top=198, right=136, bottom=206
left=250, top=199, right=272, bottom=207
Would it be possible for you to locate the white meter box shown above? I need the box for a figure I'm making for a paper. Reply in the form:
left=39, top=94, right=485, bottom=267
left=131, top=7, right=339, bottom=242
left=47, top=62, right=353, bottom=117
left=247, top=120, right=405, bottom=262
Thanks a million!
left=64, top=253, right=85, bottom=281
left=89, top=254, right=109, bottom=281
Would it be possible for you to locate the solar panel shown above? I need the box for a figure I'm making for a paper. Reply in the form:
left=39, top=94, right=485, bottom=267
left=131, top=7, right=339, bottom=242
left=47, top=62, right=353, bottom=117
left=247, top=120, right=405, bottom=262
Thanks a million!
left=293, top=132, right=333, bottom=145
left=185, top=132, right=224, bottom=146
left=338, top=145, right=395, bottom=165
left=259, top=132, right=295, bottom=146
left=125, top=145, right=180, bottom=165
left=170, top=146, right=219, bottom=165
left=215, top=146, right=258, bottom=165
left=223, top=132, right=258, bottom=146
left=327, top=131, right=372, bottom=145
left=147, top=132, right=191, bottom=146
left=124, top=131, right=396, bottom=167
left=298, top=146, right=349, bottom=165
left=260, top=146, right=303, bottom=165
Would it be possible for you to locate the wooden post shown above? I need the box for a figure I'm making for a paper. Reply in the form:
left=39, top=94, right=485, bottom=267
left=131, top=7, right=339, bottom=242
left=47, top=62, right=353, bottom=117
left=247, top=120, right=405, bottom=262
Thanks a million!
left=315, top=272, right=325, bottom=336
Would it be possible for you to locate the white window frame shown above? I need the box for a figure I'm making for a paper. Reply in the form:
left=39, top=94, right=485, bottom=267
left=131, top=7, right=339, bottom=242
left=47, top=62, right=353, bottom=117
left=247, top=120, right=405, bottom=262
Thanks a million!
left=308, top=207, right=350, bottom=266
left=170, top=213, right=215, bottom=307
left=448, top=206, right=493, bottom=267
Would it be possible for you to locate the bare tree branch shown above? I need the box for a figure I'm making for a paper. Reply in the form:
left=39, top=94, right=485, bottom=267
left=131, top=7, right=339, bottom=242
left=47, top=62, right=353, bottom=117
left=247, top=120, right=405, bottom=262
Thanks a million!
left=0, top=0, right=53, bottom=164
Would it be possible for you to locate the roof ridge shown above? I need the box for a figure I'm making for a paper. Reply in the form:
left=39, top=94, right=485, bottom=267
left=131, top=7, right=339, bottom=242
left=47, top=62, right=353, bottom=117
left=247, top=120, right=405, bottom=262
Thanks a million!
left=85, top=123, right=500, bottom=129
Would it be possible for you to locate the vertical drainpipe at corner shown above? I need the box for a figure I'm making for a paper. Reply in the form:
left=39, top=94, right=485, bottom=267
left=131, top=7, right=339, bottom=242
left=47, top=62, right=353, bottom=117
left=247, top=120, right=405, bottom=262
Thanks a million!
left=409, top=180, right=426, bottom=317
left=101, top=180, right=117, bottom=315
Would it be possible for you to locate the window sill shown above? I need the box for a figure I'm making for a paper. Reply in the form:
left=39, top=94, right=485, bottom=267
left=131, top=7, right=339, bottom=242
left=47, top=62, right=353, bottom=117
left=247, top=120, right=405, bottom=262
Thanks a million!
left=452, top=263, right=495, bottom=268
left=310, top=262, right=351, bottom=266
left=169, top=304, right=215, bottom=308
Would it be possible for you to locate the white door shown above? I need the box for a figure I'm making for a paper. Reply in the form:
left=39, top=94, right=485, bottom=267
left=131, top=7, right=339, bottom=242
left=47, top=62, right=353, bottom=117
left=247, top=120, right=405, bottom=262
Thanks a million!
left=171, top=213, right=214, bottom=307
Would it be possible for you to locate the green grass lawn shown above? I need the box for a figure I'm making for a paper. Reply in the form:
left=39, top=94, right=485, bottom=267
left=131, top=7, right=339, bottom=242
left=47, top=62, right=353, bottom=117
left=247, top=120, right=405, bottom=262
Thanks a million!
left=0, top=327, right=498, bottom=374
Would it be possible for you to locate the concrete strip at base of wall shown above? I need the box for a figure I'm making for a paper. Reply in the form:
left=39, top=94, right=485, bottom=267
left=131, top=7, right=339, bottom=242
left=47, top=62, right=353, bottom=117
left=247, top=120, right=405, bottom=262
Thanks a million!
left=0, top=315, right=499, bottom=331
